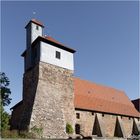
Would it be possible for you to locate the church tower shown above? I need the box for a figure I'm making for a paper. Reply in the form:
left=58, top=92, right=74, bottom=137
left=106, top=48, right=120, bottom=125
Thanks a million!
left=20, top=19, right=76, bottom=138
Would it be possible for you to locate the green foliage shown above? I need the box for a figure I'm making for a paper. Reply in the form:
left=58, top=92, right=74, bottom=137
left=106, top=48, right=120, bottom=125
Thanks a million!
left=1, top=106, right=10, bottom=131
left=0, top=72, right=11, bottom=131
left=0, top=72, right=11, bottom=106
left=1, top=130, right=36, bottom=138
left=1, top=130, right=19, bottom=138
left=19, top=131, right=36, bottom=138
left=31, top=125, right=43, bottom=138
left=66, top=123, right=74, bottom=134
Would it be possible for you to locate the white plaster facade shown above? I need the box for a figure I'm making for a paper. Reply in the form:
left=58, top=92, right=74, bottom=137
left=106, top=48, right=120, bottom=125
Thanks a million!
left=40, top=42, right=74, bottom=70
left=26, top=22, right=43, bottom=49
left=25, top=20, right=74, bottom=71
left=31, top=23, right=43, bottom=43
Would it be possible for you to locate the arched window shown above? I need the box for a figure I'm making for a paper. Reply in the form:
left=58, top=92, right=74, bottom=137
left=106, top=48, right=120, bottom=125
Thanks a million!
left=75, top=124, right=80, bottom=134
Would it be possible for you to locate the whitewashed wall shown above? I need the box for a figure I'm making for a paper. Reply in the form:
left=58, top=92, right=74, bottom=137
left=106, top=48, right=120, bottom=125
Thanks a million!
left=26, top=22, right=43, bottom=49
left=40, top=42, right=74, bottom=70
left=31, top=23, right=43, bottom=43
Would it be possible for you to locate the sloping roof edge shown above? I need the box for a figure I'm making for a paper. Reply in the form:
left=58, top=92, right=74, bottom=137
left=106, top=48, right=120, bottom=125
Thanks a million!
left=21, top=36, right=76, bottom=57
left=74, top=77, right=140, bottom=118
left=75, top=108, right=140, bottom=118
left=10, top=100, right=23, bottom=110
left=32, top=36, right=76, bottom=53
left=25, top=19, right=44, bottom=28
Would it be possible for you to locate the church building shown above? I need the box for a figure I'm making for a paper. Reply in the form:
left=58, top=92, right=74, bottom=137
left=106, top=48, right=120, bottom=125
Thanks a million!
left=10, top=19, right=140, bottom=139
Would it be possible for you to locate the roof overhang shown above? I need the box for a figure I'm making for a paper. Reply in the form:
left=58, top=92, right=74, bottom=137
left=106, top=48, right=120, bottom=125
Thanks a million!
left=10, top=100, right=23, bottom=110
left=32, top=36, right=76, bottom=53
left=21, top=36, right=76, bottom=57
left=25, top=19, right=44, bottom=28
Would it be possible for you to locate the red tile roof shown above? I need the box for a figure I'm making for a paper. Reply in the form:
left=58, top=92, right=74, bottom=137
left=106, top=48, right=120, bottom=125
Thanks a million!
left=74, top=77, right=140, bottom=117
left=32, top=36, right=76, bottom=53
left=44, top=36, right=65, bottom=47
left=21, top=36, right=76, bottom=57
left=25, top=19, right=44, bottom=28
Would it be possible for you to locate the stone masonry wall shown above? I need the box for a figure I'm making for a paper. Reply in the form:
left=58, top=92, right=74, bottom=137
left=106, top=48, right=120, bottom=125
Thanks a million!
left=19, top=64, right=39, bottom=130
left=10, top=104, right=23, bottom=130
left=75, top=109, right=139, bottom=138
left=75, top=110, right=95, bottom=137
left=102, top=114, right=116, bottom=137
left=121, top=116, right=133, bottom=137
left=29, top=62, right=75, bottom=138
left=11, top=60, right=139, bottom=138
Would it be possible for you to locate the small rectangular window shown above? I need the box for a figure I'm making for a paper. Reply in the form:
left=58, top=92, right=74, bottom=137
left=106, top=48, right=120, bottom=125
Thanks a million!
left=102, top=114, right=104, bottom=117
left=75, top=124, right=80, bottom=134
left=76, top=113, right=80, bottom=119
left=36, top=25, right=39, bottom=30
left=56, top=51, right=61, bottom=59
left=92, top=112, right=94, bottom=115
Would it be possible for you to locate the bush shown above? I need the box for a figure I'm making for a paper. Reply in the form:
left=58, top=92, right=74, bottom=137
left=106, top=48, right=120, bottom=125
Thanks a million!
left=1, top=130, right=19, bottom=138
left=66, top=123, right=74, bottom=134
left=19, top=131, right=36, bottom=138
left=31, top=125, right=43, bottom=138
left=1, top=130, right=36, bottom=138
left=1, top=109, right=10, bottom=131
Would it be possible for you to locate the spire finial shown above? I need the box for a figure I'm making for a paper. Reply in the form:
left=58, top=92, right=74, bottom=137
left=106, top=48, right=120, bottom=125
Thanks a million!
left=33, top=11, right=36, bottom=15
left=32, top=11, right=36, bottom=19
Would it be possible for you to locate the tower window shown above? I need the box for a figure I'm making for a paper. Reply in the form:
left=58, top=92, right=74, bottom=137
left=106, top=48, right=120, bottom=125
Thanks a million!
left=76, top=113, right=80, bottom=119
left=36, top=25, right=39, bottom=30
left=75, top=124, right=80, bottom=134
left=56, top=51, right=61, bottom=59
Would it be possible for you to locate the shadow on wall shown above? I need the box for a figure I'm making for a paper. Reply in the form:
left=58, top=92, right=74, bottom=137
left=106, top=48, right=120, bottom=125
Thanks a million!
left=92, top=114, right=139, bottom=138
left=92, top=114, right=103, bottom=137
left=114, top=117, right=124, bottom=137
left=10, top=64, right=39, bottom=131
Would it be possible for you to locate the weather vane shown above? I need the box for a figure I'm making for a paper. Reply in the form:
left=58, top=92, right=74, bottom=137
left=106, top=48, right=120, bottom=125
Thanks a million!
left=32, top=11, right=36, bottom=19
